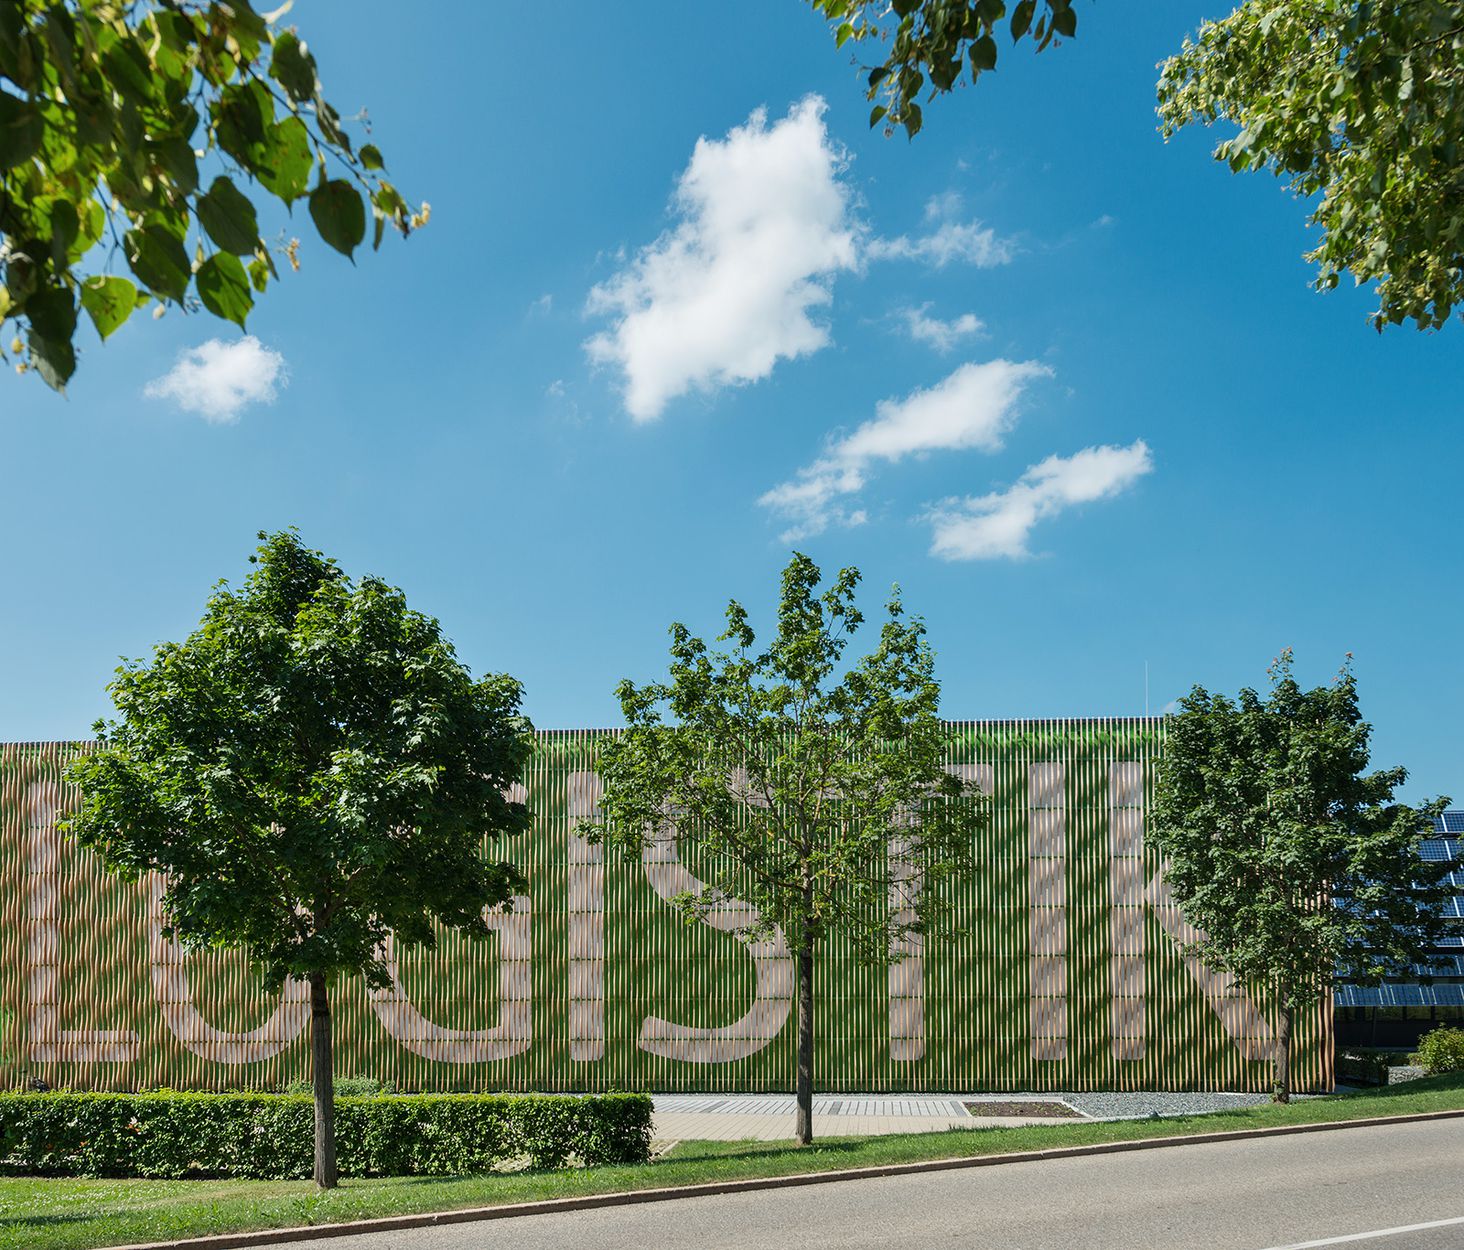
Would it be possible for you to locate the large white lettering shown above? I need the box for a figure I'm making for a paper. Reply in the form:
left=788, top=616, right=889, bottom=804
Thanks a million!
left=367, top=896, right=533, bottom=1062
left=566, top=771, right=605, bottom=1062
left=1108, top=761, right=1146, bottom=1061
left=25, top=780, right=138, bottom=1064
left=147, top=876, right=309, bottom=1064
left=1144, top=870, right=1274, bottom=1061
left=1028, top=762, right=1066, bottom=1062
left=639, top=825, right=793, bottom=1063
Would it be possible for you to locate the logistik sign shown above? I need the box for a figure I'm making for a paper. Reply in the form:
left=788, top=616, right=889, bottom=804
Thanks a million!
left=1, top=724, right=1332, bottom=1094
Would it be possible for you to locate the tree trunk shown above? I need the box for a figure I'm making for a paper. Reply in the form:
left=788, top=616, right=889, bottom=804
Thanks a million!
left=310, top=971, right=338, bottom=1188
left=795, top=945, right=814, bottom=1146
left=1273, top=1001, right=1293, bottom=1104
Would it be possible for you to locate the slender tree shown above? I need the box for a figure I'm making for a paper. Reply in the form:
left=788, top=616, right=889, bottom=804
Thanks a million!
left=1150, top=650, right=1451, bottom=1102
left=63, top=530, right=531, bottom=1187
left=583, top=553, right=987, bottom=1144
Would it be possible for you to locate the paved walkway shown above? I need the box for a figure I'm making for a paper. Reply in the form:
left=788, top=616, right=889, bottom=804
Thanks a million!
left=651, top=1093, right=1075, bottom=1141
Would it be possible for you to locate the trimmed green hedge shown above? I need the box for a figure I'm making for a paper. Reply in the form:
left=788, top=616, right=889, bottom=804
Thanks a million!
left=0, top=1091, right=653, bottom=1179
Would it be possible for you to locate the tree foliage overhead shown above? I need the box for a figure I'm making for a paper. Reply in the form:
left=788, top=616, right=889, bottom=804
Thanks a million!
left=0, top=1, right=425, bottom=391
left=1149, top=650, right=1451, bottom=1100
left=1159, top=1, right=1464, bottom=331
left=63, top=529, right=532, bottom=994
left=811, top=0, right=1464, bottom=332
left=808, top=0, right=1078, bottom=137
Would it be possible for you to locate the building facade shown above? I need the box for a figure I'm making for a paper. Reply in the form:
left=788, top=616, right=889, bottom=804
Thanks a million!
left=2, top=723, right=1332, bottom=1094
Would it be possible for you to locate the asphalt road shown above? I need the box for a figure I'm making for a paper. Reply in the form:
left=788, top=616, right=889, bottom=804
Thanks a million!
left=292, top=1118, right=1464, bottom=1250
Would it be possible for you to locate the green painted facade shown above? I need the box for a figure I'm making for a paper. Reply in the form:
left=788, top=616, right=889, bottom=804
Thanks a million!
left=1, top=724, right=1331, bottom=1094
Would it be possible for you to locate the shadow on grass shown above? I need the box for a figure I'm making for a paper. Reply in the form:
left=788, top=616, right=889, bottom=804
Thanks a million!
left=0, top=1214, right=93, bottom=1229
left=662, top=1140, right=865, bottom=1165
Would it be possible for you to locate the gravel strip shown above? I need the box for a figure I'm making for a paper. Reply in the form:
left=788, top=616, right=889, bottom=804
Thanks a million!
left=1020, top=1091, right=1324, bottom=1120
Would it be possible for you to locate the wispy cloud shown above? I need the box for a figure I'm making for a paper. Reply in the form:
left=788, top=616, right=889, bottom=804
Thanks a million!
left=867, top=193, right=1014, bottom=268
left=900, top=304, right=985, bottom=353
left=143, top=336, right=286, bottom=423
left=928, top=440, right=1154, bottom=561
left=760, top=359, right=1049, bottom=541
left=586, top=96, right=858, bottom=422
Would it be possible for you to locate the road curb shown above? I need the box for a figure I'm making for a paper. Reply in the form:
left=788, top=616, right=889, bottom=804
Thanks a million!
left=109, top=1107, right=1464, bottom=1250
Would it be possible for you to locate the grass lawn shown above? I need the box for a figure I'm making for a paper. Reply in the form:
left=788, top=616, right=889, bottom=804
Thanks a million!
left=4, top=1074, right=1463, bottom=1250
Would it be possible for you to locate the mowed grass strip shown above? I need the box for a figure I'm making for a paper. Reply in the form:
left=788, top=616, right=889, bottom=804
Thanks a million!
left=4, top=1074, right=1463, bottom=1250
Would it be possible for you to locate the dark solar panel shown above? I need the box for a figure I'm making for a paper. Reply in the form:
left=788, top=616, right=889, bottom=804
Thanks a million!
left=1443, top=812, right=1464, bottom=834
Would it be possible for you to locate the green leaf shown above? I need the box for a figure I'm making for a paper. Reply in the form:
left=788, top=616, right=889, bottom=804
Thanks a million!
left=0, top=4, right=25, bottom=83
left=869, top=105, right=888, bottom=128
left=124, top=226, right=190, bottom=302
left=359, top=143, right=384, bottom=171
left=309, top=180, right=366, bottom=259
left=26, top=286, right=77, bottom=342
left=970, top=34, right=998, bottom=72
left=153, top=136, right=199, bottom=196
left=81, top=275, right=138, bottom=340
left=101, top=35, right=155, bottom=106
left=41, top=200, right=79, bottom=268
left=0, top=93, right=42, bottom=170
left=197, top=177, right=261, bottom=255
left=313, top=91, right=351, bottom=153
left=269, top=30, right=318, bottom=101
left=257, top=116, right=312, bottom=203
left=214, top=79, right=274, bottom=172
left=196, top=253, right=253, bottom=327
left=73, top=199, right=107, bottom=261
left=1010, top=0, right=1036, bottom=40
left=1052, top=6, right=1077, bottom=38
left=29, top=329, right=76, bottom=391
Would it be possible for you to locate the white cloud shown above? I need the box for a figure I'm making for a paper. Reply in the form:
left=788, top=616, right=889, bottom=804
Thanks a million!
left=143, top=336, right=286, bottom=423
left=924, top=190, right=965, bottom=222
left=900, top=304, right=985, bottom=353
left=867, top=193, right=1014, bottom=268
left=928, top=440, right=1153, bottom=561
left=760, top=359, right=1049, bottom=541
left=586, top=96, right=858, bottom=421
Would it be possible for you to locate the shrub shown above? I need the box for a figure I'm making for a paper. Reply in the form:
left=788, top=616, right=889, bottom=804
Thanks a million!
left=283, top=1076, right=394, bottom=1097
left=1412, top=1026, right=1464, bottom=1075
left=0, top=1091, right=652, bottom=1179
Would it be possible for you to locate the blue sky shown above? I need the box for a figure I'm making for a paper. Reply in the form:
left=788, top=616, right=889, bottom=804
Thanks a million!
left=3, top=3, right=1460, bottom=802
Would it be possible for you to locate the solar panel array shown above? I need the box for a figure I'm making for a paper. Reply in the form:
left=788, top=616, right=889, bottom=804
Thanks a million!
left=1339, top=814, right=1464, bottom=1014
